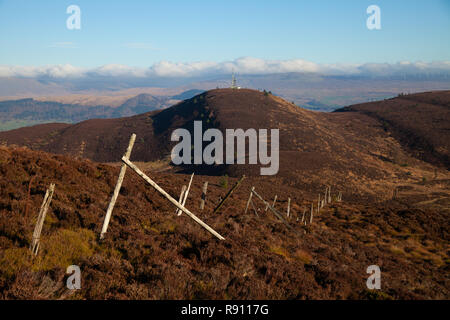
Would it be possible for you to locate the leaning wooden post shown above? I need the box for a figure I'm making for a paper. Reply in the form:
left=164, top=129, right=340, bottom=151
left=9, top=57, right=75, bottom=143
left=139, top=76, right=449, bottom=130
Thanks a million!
left=100, top=133, right=136, bottom=240
left=310, top=203, right=314, bottom=224
left=287, top=198, right=291, bottom=218
left=176, top=185, right=187, bottom=214
left=245, top=187, right=255, bottom=214
left=30, top=183, right=55, bottom=256
left=177, top=173, right=194, bottom=216
left=213, top=175, right=246, bottom=214
left=200, top=182, right=208, bottom=210
left=266, top=195, right=277, bottom=212
left=122, top=157, right=225, bottom=240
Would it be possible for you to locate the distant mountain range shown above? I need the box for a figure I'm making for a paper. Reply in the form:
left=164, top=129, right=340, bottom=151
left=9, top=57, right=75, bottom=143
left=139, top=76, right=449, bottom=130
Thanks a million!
left=0, top=90, right=204, bottom=131
left=1, top=72, right=449, bottom=114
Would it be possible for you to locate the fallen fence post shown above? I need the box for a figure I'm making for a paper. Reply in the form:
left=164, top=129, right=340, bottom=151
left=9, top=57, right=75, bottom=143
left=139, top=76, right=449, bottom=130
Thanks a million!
left=245, top=187, right=255, bottom=214
left=122, top=157, right=225, bottom=240
left=200, top=181, right=208, bottom=210
left=213, top=175, right=246, bottom=214
left=30, top=183, right=55, bottom=256
left=100, top=133, right=136, bottom=240
left=177, top=173, right=194, bottom=216
left=176, top=185, right=187, bottom=214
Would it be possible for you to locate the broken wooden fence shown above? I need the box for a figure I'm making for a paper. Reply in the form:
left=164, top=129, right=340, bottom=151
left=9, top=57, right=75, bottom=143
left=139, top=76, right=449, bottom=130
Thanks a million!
left=122, top=157, right=225, bottom=240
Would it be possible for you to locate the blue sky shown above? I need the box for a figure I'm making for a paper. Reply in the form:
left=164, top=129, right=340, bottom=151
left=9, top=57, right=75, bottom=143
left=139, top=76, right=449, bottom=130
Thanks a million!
left=0, top=0, right=449, bottom=68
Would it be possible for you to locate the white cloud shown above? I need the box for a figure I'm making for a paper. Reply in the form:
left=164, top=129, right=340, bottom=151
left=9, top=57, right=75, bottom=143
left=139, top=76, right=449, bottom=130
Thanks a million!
left=0, top=58, right=449, bottom=79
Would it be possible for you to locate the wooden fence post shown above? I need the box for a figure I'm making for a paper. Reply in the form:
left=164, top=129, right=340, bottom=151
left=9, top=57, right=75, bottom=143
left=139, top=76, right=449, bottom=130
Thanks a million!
left=310, top=203, right=314, bottom=224
left=301, top=207, right=306, bottom=223
left=213, top=175, right=246, bottom=214
left=177, top=173, right=194, bottom=216
left=266, top=195, right=277, bottom=212
left=287, top=198, right=291, bottom=218
left=245, top=187, right=255, bottom=214
left=100, top=134, right=136, bottom=240
left=200, top=182, right=208, bottom=210
left=122, top=157, right=225, bottom=240
left=30, top=183, right=55, bottom=256
left=176, top=185, right=187, bottom=214
left=317, top=194, right=321, bottom=214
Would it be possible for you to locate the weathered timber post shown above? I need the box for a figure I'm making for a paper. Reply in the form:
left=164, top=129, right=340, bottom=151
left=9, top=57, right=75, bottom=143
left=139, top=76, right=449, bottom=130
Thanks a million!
left=177, top=173, right=194, bottom=216
left=287, top=198, right=291, bottom=218
left=266, top=195, right=277, bottom=212
left=176, top=185, right=187, bottom=214
left=318, top=194, right=321, bottom=214
left=100, top=134, right=136, bottom=240
left=213, top=175, right=246, bottom=214
left=30, top=183, right=55, bottom=256
left=200, top=182, right=208, bottom=210
left=122, top=157, right=225, bottom=240
left=245, top=187, right=255, bottom=214
left=301, top=207, right=306, bottom=223
left=250, top=197, right=259, bottom=217
left=310, top=203, right=314, bottom=224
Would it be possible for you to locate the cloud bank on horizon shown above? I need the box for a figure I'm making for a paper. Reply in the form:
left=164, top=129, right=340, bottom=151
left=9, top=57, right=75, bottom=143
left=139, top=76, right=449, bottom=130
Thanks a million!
left=1, top=57, right=450, bottom=79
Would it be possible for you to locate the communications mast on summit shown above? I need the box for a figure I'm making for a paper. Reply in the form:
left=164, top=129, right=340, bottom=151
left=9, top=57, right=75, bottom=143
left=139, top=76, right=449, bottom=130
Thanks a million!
left=231, top=73, right=240, bottom=89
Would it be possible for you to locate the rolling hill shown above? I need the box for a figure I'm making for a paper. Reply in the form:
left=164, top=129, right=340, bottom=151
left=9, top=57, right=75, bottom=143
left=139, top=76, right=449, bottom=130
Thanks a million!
left=1, top=89, right=449, bottom=200
left=0, top=89, right=448, bottom=299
